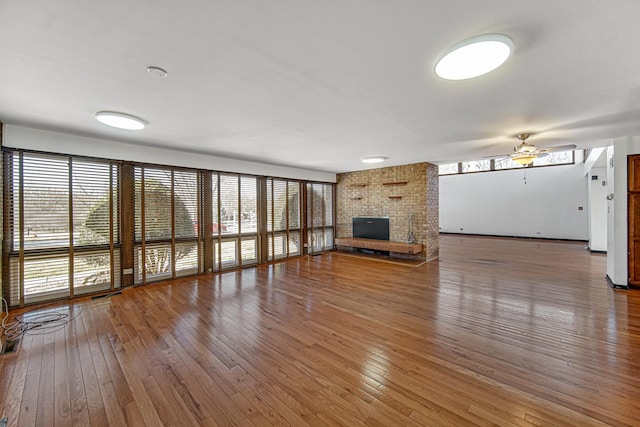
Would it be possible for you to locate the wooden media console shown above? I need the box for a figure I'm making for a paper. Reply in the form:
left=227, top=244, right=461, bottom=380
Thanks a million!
left=334, top=237, right=423, bottom=255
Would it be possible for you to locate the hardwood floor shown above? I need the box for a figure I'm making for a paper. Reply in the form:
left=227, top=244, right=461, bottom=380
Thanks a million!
left=1, top=235, right=639, bottom=426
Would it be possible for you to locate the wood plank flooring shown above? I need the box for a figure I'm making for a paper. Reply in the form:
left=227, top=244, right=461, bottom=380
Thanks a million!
left=2, top=235, right=640, bottom=426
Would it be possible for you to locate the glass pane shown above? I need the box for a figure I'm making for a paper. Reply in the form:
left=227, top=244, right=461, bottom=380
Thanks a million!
left=140, top=243, right=173, bottom=283
left=495, top=157, right=524, bottom=170
left=532, top=150, right=574, bottom=166
left=240, top=176, right=257, bottom=233
left=241, top=237, right=257, bottom=264
left=9, top=258, right=20, bottom=306
left=324, top=185, right=333, bottom=226
left=269, top=233, right=287, bottom=261
left=288, top=231, right=301, bottom=256
left=220, top=240, right=238, bottom=268
left=324, top=228, right=334, bottom=250
left=174, top=170, right=198, bottom=239
left=134, top=244, right=142, bottom=285
left=10, top=154, right=20, bottom=251
left=176, top=241, right=198, bottom=277
left=74, top=250, right=112, bottom=295
left=220, top=175, right=238, bottom=235
left=23, top=154, right=69, bottom=249
left=73, top=160, right=113, bottom=247
left=112, top=164, right=120, bottom=243
left=266, top=179, right=273, bottom=232
left=212, top=173, right=220, bottom=234
left=438, top=163, right=458, bottom=175
left=309, top=184, right=324, bottom=228
left=272, top=179, right=287, bottom=232
left=461, top=160, right=490, bottom=173
left=143, top=169, right=173, bottom=241
left=112, top=250, right=121, bottom=289
left=288, top=181, right=300, bottom=230
left=213, top=240, right=220, bottom=271
left=308, top=229, right=325, bottom=253
left=24, top=256, right=69, bottom=298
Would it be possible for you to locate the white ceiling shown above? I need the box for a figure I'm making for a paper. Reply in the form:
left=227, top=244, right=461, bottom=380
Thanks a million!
left=1, top=1, right=639, bottom=173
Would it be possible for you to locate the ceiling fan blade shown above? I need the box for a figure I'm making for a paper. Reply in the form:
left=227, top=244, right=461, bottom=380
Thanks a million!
left=482, top=153, right=511, bottom=159
left=538, top=144, right=577, bottom=153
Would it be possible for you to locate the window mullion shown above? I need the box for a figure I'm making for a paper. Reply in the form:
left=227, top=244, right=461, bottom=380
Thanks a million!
left=18, top=151, right=24, bottom=306
left=171, top=169, right=176, bottom=279
left=109, top=163, right=115, bottom=291
left=140, top=167, right=146, bottom=284
left=68, top=156, right=74, bottom=298
left=237, top=176, right=242, bottom=268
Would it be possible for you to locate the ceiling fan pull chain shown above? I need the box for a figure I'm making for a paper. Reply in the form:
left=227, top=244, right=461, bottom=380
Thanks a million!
left=524, top=169, right=527, bottom=184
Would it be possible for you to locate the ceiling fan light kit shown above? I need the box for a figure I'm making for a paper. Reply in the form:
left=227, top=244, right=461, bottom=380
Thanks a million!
left=512, top=154, right=537, bottom=166
left=434, top=33, right=513, bottom=80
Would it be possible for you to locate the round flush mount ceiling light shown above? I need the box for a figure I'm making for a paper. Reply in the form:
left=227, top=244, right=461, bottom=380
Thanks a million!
left=147, top=66, right=168, bottom=78
left=362, top=156, right=388, bottom=164
left=434, top=33, right=513, bottom=80
left=94, top=111, right=147, bottom=130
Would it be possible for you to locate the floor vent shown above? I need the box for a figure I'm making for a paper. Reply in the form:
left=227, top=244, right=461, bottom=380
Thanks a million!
left=0, top=339, right=19, bottom=355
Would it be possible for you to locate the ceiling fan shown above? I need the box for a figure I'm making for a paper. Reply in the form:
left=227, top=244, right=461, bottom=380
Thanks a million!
left=485, top=133, right=577, bottom=166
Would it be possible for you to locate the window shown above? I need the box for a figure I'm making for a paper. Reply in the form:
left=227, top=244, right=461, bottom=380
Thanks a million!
left=494, top=157, right=524, bottom=170
left=440, top=151, right=576, bottom=175
left=532, top=150, right=574, bottom=167
left=4, top=150, right=120, bottom=305
left=3, top=148, right=336, bottom=307
left=439, top=163, right=458, bottom=175
left=307, top=183, right=334, bottom=253
left=266, top=178, right=301, bottom=261
left=461, top=160, right=490, bottom=173
left=212, top=174, right=258, bottom=269
left=133, top=166, right=199, bottom=284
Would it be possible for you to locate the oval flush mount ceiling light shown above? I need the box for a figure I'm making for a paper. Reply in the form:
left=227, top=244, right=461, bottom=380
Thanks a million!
left=362, top=156, right=388, bottom=164
left=434, top=33, right=513, bottom=80
left=95, top=111, right=147, bottom=130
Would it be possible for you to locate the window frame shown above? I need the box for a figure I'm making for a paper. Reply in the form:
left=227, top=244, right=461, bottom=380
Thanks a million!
left=438, top=150, right=576, bottom=176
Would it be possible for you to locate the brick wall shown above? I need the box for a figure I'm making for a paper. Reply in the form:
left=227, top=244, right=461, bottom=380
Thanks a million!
left=336, top=162, right=439, bottom=261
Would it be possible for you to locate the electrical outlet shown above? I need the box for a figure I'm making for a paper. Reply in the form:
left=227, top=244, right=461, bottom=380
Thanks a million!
left=123, top=268, right=133, bottom=275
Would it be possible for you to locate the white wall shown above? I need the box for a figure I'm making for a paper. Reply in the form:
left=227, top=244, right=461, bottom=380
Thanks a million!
left=440, top=163, right=588, bottom=240
left=606, top=144, right=618, bottom=282
left=4, top=125, right=337, bottom=182
left=588, top=166, right=607, bottom=251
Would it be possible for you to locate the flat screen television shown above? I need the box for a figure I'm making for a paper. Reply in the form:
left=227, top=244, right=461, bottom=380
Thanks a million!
left=353, top=217, right=389, bottom=241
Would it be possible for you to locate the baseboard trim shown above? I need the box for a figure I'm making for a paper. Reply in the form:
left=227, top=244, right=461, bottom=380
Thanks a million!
left=586, top=246, right=607, bottom=254
left=439, top=232, right=588, bottom=243
left=606, top=274, right=629, bottom=290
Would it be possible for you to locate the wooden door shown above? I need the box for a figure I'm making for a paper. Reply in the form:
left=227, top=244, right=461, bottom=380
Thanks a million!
left=628, top=155, right=640, bottom=285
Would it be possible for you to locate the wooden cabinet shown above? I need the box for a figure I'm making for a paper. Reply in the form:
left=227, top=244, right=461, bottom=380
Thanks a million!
left=335, top=237, right=423, bottom=254
left=628, top=155, right=640, bottom=285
